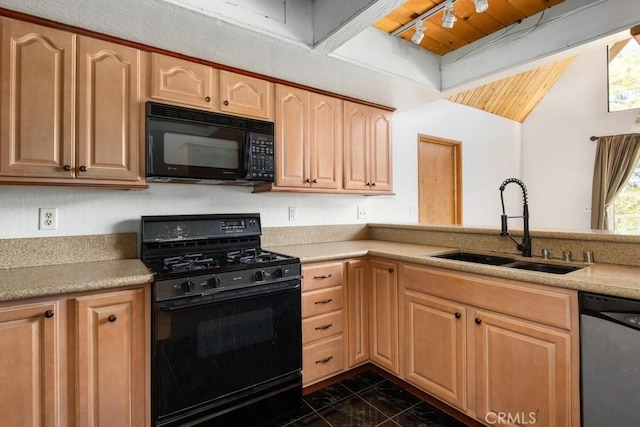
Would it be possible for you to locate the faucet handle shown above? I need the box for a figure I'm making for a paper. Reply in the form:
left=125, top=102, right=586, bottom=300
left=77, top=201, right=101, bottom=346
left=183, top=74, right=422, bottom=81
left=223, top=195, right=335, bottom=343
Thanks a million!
left=542, top=249, right=551, bottom=259
left=562, top=251, right=572, bottom=262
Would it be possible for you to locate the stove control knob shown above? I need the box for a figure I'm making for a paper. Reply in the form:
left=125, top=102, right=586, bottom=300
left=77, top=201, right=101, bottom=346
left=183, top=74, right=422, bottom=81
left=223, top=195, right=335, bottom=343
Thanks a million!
left=180, top=281, right=195, bottom=293
left=208, top=276, right=221, bottom=288
left=254, top=270, right=266, bottom=281
left=273, top=268, right=284, bottom=278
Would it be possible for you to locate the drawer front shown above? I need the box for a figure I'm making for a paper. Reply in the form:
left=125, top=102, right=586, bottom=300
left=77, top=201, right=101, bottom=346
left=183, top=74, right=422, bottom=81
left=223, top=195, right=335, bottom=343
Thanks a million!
left=302, top=286, right=343, bottom=319
left=303, top=262, right=344, bottom=291
left=303, top=335, right=345, bottom=385
left=302, top=310, right=344, bottom=344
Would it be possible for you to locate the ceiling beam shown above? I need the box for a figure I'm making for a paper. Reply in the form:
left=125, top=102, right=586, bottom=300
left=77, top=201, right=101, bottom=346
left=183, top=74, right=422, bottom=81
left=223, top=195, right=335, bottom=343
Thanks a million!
left=440, top=0, right=640, bottom=92
left=632, top=25, right=640, bottom=44
left=312, top=0, right=404, bottom=55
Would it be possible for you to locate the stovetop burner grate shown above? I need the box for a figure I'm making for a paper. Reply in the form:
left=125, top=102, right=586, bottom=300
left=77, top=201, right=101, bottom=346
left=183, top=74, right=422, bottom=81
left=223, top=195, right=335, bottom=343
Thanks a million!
left=163, top=253, right=220, bottom=272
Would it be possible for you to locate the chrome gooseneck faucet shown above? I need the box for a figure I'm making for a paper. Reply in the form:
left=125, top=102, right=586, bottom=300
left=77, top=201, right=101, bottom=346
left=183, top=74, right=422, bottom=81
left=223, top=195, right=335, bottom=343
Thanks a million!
left=499, top=178, right=532, bottom=257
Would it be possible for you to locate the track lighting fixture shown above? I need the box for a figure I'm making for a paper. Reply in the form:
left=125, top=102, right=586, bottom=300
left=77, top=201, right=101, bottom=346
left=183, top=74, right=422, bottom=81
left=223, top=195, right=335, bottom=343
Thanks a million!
left=442, top=2, right=457, bottom=29
left=474, top=0, right=489, bottom=13
left=411, top=19, right=425, bottom=44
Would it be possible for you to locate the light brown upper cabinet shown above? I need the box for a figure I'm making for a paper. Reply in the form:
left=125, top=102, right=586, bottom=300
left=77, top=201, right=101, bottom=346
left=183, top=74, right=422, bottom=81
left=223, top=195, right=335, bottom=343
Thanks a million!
left=219, top=70, right=274, bottom=121
left=272, top=84, right=342, bottom=190
left=0, top=18, right=145, bottom=187
left=150, top=53, right=217, bottom=109
left=343, top=101, right=393, bottom=193
left=149, top=53, right=273, bottom=121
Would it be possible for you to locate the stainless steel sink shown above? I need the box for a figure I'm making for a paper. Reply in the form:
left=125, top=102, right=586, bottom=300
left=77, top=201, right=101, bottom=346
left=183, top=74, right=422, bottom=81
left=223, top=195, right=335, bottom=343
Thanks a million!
left=431, top=251, right=582, bottom=274
left=432, top=251, right=515, bottom=266
left=505, top=261, right=581, bottom=275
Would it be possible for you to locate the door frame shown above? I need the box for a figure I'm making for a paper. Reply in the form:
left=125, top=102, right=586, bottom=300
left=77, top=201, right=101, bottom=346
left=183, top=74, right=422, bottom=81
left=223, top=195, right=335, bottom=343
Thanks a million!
left=417, top=134, right=463, bottom=224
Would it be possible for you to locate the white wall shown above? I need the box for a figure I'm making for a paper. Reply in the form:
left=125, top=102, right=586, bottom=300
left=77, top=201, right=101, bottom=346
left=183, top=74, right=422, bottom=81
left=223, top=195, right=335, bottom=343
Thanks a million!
left=0, top=100, right=519, bottom=239
left=522, top=46, right=640, bottom=231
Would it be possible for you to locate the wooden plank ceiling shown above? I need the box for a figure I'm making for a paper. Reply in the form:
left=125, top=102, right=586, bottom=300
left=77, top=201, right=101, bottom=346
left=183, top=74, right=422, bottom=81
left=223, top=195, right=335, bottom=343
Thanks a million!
left=373, top=0, right=565, bottom=56
left=373, top=0, right=571, bottom=121
left=447, top=56, right=575, bottom=122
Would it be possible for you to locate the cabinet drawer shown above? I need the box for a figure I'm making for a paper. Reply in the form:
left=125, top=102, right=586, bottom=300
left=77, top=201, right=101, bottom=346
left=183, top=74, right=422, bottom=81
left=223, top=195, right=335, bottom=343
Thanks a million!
left=303, top=335, right=345, bottom=385
left=303, top=262, right=343, bottom=291
left=302, top=286, right=343, bottom=318
left=302, top=310, right=344, bottom=344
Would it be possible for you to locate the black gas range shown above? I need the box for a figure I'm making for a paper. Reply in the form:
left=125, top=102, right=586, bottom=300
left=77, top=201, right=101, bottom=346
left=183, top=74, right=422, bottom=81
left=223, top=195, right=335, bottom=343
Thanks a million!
left=141, top=213, right=302, bottom=427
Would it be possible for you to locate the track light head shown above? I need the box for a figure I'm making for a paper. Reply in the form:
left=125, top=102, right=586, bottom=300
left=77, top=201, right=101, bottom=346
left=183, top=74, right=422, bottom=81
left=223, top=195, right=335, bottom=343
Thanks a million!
left=442, top=4, right=457, bottom=29
left=474, top=0, right=489, bottom=13
left=411, top=19, right=425, bottom=44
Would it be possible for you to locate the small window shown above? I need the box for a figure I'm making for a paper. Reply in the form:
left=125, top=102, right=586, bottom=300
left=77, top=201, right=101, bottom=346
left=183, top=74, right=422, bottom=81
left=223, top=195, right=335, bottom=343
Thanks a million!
left=608, top=39, right=640, bottom=112
left=613, top=161, right=640, bottom=232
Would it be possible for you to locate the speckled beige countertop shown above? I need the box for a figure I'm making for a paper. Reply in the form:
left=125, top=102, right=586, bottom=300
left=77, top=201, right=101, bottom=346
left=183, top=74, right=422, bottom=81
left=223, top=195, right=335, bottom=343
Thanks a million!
left=0, top=233, right=153, bottom=302
left=266, top=240, right=640, bottom=300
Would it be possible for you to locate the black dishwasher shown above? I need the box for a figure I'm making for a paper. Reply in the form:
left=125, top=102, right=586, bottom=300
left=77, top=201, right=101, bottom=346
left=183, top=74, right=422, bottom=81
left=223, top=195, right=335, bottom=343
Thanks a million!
left=580, top=292, right=640, bottom=426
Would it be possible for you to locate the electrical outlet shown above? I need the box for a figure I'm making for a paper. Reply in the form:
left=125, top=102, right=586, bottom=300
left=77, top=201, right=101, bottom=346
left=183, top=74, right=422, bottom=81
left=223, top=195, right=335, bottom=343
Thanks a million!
left=357, top=206, right=367, bottom=220
left=39, top=208, right=58, bottom=230
left=288, top=206, right=297, bottom=221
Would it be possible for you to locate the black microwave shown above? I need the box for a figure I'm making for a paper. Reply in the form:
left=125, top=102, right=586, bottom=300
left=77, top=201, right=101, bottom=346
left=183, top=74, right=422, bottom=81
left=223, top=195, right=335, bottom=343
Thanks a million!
left=146, top=102, right=275, bottom=184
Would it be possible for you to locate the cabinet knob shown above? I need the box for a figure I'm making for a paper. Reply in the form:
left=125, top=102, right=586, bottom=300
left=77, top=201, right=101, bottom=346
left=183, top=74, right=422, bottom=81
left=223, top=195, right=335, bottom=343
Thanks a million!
left=305, top=178, right=311, bottom=183
left=108, top=315, right=117, bottom=323
left=223, top=100, right=229, bottom=106
left=455, top=312, right=461, bottom=319
left=388, top=268, right=394, bottom=273
left=44, top=310, right=54, bottom=318
left=204, top=96, right=211, bottom=102
left=365, top=182, right=371, bottom=187
left=78, top=165, right=87, bottom=172
left=475, top=318, right=482, bottom=324
left=371, top=182, right=376, bottom=187
left=312, top=179, right=317, bottom=184
left=62, top=165, right=71, bottom=172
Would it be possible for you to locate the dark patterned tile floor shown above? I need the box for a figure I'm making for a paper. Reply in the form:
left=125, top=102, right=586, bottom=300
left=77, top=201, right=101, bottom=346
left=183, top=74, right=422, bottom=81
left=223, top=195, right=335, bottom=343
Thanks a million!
left=280, top=370, right=468, bottom=427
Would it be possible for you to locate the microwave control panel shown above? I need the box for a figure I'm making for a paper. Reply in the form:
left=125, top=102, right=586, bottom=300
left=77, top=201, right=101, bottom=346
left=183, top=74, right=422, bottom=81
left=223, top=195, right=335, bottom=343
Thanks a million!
left=248, top=135, right=274, bottom=181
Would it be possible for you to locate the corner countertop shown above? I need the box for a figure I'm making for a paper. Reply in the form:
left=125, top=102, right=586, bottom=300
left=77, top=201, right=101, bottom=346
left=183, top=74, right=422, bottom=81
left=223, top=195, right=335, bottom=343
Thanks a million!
left=266, top=240, right=640, bottom=300
left=0, top=259, right=154, bottom=302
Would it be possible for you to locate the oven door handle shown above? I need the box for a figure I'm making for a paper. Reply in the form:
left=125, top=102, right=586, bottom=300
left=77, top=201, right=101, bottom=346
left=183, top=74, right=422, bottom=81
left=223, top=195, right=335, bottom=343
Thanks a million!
left=157, top=281, right=301, bottom=312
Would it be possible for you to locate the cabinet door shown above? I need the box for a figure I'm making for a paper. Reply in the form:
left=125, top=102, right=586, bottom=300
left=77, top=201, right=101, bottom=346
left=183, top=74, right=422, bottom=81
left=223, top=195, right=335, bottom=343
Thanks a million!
left=0, top=18, right=73, bottom=178
left=77, top=36, right=142, bottom=181
left=474, top=309, right=573, bottom=427
left=369, top=108, right=392, bottom=191
left=74, top=287, right=147, bottom=427
left=275, top=85, right=309, bottom=187
left=0, top=300, right=63, bottom=427
left=309, top=93, right=342, bottom=189
left=219, top=70, right=273, bottom=120
left=346, top=259, right=369, bottom=367
left=403, top=290, right=466, bottom=411
left=343, top=101, right=368, bottom=190
left=369, top=260, right=399, bottom=374
left=150, top=53, right=216, bottom=109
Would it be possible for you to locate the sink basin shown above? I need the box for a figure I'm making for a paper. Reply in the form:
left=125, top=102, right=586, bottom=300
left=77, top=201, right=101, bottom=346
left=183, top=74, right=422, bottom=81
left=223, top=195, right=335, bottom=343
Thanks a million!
left=432, top=251, right=515, bottom=266
left=505, top=261, right=581, bottom=275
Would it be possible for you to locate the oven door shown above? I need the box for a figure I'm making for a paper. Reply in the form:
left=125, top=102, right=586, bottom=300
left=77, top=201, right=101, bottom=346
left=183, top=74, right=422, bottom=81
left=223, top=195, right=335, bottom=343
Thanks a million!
left=147, top=116, right=245, bottom=180
left=152, top=280, right=302, bottom=426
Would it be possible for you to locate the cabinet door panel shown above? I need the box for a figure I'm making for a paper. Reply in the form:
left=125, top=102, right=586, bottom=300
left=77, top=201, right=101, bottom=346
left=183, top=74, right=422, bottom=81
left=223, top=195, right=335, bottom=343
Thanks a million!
left=0, top=300, right=62, bottom=427
left=369, top=260, right=399, bottom=374
left=346, top=260, right=369, bottom=367
left=0, top=18, right=73, bottom=177
left=75, top=288, right=146, bottom=427
left=343, top=101, right=368, bottom=190
left=275, top=85, right=308, bottom=187
left=219, top=70, right=273, bottom=120
left=369, top=109, right=392, bottom=191
left=403, top=290, right=466, bottom=410
left=310, top=93, right=341, bottom=189
left=150, top=53, right=215, bottom=109
left=474, top=310, right=572, bottom=427
left=77, top=36, right=141, bottom=181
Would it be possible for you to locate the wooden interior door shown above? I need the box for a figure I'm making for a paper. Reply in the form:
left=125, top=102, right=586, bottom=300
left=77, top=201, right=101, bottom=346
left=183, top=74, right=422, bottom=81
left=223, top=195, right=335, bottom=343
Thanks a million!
left=418, top=135, right=462, bottom=224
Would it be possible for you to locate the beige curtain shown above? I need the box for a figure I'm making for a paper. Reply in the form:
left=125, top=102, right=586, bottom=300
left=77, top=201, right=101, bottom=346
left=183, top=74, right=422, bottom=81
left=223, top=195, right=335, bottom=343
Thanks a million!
left=590, top=133, right=640, bottom=229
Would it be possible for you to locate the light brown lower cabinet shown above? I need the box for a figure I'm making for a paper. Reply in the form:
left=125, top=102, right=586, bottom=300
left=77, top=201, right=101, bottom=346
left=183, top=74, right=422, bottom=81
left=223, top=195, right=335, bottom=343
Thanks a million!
left=345, top=259, right=369, bottom=367
left=301, top=261, right=346, bottom=386
left=0, top=285, right=149, bottom=427
left=400, top=263, right=580, bottom=427
left=369, top=259, right=399, bottom=375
